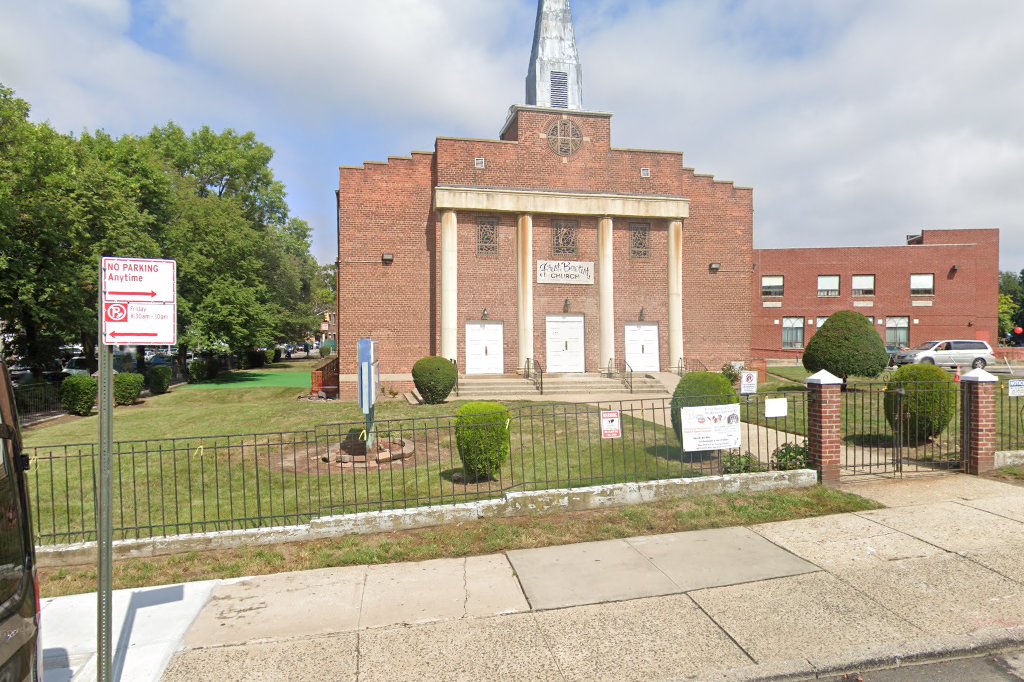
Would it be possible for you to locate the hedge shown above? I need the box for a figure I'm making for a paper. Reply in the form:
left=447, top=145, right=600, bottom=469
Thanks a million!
left=455, top=401, right=510, bottom=480
left=147, top=365, right=173, bottom=395
left=883, top=364, right=956, bottom=444
left=113, top=372, right=145, bottom=406
left=61, top=375, right=97, bottom=416
left=412, top=356, right=457, bottom=404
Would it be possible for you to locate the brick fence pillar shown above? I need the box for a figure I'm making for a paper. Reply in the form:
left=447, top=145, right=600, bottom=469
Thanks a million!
left=806, top=370, right=844, bottom=485
left=960, top=368, right=999, bottom=475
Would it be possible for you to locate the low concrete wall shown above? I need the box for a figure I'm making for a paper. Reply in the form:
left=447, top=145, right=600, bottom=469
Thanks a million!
left=36, top=470, right=816, bottom=567
left=995, top=450, right=1024, bottom=468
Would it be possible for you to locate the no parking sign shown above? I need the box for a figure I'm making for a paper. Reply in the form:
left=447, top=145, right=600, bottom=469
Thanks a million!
left=740, top=371, right=758, bottom=395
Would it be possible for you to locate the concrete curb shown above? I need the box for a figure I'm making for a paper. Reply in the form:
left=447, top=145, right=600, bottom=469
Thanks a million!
left=36, top=470, right=816, bottom=567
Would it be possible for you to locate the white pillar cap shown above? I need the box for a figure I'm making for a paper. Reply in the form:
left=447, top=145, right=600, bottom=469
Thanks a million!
left=960, top=368, right=999, bottom=383
left=806, top=370, right=843, bottom=386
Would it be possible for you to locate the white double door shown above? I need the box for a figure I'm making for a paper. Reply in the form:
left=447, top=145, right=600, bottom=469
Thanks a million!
left=465, top=322, right=504, bottom=375
left=625, top=323, right=660, bottom=372
left=546, top=315, right=585, bottom=373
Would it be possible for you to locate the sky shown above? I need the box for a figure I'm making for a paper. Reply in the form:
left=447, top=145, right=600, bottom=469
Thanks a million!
left=1, top=0, right=1021, bottom=270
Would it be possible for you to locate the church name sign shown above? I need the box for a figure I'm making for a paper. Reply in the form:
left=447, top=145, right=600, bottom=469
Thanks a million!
left=537, top=260, right=594, bottom=285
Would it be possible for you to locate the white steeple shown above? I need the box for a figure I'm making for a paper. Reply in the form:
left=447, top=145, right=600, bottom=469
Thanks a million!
left=526, top=0, right=584, bottom=110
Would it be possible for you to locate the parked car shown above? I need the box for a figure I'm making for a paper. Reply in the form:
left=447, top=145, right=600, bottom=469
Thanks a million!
left=62, top=357, right=91, bottom=376
left=893, top=340, right=996, bottom=369
left=0, top=363, right=42, bottom=679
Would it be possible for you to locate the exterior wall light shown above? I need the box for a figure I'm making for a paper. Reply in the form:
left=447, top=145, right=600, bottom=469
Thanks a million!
left=563, top=298, right=571, bottom=313
left=709, top=263, right=721, bottom=273
left=381, top=253, right=394, bottom=265
left=638, top=307, right=646, bottom=322
left=482, top=308, right=489, bottom=321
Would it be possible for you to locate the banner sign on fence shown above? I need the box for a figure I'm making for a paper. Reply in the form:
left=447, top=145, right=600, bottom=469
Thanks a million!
left=680, top=404, right=742, bottom=452
left=601, top=410, right=621, bottom=439
left=740, top=371, right=758, bottom=395
left=1010, top=379, right=1024, bottom=398
left=764, top=397, right=788, bottom=419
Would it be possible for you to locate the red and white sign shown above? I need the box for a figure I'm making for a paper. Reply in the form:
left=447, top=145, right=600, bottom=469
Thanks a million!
left=101, top=257, right=176, bottom=304
left=601, top=410, right=622, bottom=439
left=101, top=257, right=177, bottom=346
left=740, top=371, right=758, bottom=395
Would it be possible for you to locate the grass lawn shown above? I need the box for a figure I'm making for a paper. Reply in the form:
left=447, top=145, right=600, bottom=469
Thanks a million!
left=38, top=486, right=880, bottom=597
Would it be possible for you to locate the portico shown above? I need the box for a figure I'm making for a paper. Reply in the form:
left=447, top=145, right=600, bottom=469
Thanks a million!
left=435, top=187, right=689, bottom=374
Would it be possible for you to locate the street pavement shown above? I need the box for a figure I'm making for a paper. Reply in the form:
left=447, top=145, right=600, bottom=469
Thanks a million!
left=41, top=474, right=1024, bottom=681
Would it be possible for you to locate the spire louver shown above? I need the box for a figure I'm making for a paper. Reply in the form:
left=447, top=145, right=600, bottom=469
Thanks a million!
left=526, top=0, right=583, bottom=110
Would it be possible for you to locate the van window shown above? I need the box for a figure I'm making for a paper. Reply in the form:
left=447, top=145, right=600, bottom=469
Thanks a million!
left=951, top=341, right=987, bottom=351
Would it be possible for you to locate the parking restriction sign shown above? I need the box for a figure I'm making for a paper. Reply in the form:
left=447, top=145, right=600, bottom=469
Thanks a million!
left=100, top=257, right=177, bottom=346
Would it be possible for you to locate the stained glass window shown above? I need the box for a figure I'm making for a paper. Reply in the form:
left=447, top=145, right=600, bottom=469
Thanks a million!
left=547, top=119, right=583, bottom=157
left=477, top=219, right=498, bottom=256
left=630, top=224, right=650, bottom=259
left=553, top=220, right=579, bottom=258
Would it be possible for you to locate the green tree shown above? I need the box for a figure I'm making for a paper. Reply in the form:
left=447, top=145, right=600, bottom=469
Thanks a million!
left=802, top=311, right=889, bottom=379
left=999, top=294, right=1020, bottom=338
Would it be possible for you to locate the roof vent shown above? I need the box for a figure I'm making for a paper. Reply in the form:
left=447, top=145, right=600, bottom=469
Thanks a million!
left=640, top=168, right=651, bottom=178
left=474, top=157, right=486, bottom=169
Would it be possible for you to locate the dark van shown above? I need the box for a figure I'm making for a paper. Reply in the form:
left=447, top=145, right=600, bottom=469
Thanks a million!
left=0, top=362, right=40, bottom=680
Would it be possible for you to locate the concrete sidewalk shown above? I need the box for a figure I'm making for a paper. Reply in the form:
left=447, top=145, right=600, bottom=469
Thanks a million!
left=42, top=474, right=1024, bottom=681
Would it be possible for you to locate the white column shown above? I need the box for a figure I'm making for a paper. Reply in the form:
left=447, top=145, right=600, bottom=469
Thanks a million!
left=517, top=214, right=534, bottom=371
left=440, top=210, right=458, bottom=362
left=668, top=219, right=684, bottom=369
left=599, top=216, right=615, bottom=371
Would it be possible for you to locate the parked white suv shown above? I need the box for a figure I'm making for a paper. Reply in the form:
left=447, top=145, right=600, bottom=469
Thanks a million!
left=893, top=340, right=996, bottom=369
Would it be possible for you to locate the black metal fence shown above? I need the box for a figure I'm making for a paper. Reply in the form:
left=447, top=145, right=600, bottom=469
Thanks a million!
left=15, top=383, right=63, bottom=425
left=997, top=387, right=1024, bottom=454
left=27, top=393, right=811, bottom=545
left=841, top=382, right=965, bottom=477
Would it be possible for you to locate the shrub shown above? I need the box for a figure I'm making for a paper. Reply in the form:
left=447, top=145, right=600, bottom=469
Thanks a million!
left=720, top=363, right=741, bottom=384
left=722, top=452, right=764, bottom=474
left=455, top=401, right=510, bottom=480
left=670, top=371, right=739, bottom=444
left=319, top=345, right=331, bottom=358
left=264, top=348, right=275, bottom=365
left=412, top=356, right=457, bottom=404
left=205, top=357, right=221, bottom=380
left=772, top=441, right=810, bottom=471
left=803, top=311, right=889, bottom=379
left=883, top=364, right=956, bottom=444
left=61, top=375, right=97, bottom=416
left=188, top=360, right=206, bottom=384
left=113, top=372, right=145, bottom=406
left=273, top=347, right=283, bottom=363
left=147, top=365, right=173, bottom=395
left=245, top=349, right=266, bottom=369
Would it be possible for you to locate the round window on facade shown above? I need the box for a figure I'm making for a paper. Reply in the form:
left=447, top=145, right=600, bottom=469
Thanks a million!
left=547, top=119, right=584, bottom=157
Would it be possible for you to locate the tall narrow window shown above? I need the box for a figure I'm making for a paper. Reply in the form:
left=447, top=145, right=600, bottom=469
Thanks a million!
left=477, top=218, right=498, bottom=256
left=629, top=224, right=650, bottom=259
left=817, top=275, right=840, bottom=297
left=553, top=220, right=579, bottom=258
left=550, top=71, right=569, bottom=108
left=782, top=317, right=805, bottom=349
left=761, top=276, right=784, bottom=297
left=852, top=275, right=875, bottom=296
left=910, top=273, right=934, bottom=296
left=886, top=317, right=910, bottom=347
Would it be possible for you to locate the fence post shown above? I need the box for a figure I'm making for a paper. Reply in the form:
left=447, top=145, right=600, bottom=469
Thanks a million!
left=960, top=368, right=998, bottom=475
left=806, top=370, right=844, bottom=485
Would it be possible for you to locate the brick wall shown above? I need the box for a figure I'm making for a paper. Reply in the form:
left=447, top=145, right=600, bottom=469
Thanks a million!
left=752, top=229, right=999, bottom=361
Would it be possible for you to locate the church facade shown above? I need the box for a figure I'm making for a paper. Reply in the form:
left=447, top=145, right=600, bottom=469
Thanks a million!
left=335, top=0, right=997, bottom=387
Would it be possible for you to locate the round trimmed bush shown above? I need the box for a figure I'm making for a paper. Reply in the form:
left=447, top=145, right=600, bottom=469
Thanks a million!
left=113, top=372, right=145, bottom=406
left=61, top=375, right=97, bottom=416
left=455, top=401, right=510, bottom=480
left=205, top=357, right=220, bottom=380
left=412, top=356, right=457, bottom=404
left=670, top=372, right=739, bottom=444
left=883, top=364, right=956, bottom=444
left=803, top=311, right=888, bottom=379
left=147, top=365, right=173, bottom=395
left=188, top=360, right=206, bottom=384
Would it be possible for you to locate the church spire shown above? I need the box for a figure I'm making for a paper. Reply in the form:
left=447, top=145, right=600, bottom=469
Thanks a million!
left=526, top=0, right=583, bottom=110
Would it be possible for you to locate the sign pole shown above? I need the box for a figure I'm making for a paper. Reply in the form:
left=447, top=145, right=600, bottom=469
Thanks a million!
left=97, top=264, right=114, bottom=682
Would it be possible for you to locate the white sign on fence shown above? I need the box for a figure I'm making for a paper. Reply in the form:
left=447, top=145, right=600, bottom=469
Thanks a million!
left=1010, top=380, right=1024, bottom=398
left=537, top=260, right=594, bottom=285
left=764, top=397, right=788, bottom=419
left=740, top=371, right=758, bottom=395
left=601, top=410, right=622, bottom=439
left=680, top=404, right=742, bottom=452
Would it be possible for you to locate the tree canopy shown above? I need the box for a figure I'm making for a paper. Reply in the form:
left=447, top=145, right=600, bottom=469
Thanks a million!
left=0, top=83, right=329, bottom=372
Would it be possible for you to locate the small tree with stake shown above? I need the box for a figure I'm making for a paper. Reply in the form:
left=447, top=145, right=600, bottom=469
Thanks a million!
left=802, top=311, right=889, bottom=381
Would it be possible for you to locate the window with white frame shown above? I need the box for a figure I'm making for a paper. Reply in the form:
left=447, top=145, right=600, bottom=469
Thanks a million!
left=852, top=274, right=875, bottom=296
left=782, top=317, right=805, bottom=349
left=886, top=317, right=910, bottom=347
left=816, top=316, right=829, bottom=328
left=817, top=275, right=840, bottom=297
left=761, top=275, right=784, bottom=297
left=910, top=273, right=934, bottom=296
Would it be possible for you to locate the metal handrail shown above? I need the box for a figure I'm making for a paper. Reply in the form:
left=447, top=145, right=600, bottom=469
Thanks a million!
left=622, top=360, right=634, bottom=394
left=606, top=358, right=616, bottom=379
left=523, top=358, right=532, bottom=379
left=450, top=358, right=459, bottom=397
left=533, top=359, right=544, bottom=395
left=686, top=358, right=709, bottom=373
left=675, top=358, right=685, bottom=376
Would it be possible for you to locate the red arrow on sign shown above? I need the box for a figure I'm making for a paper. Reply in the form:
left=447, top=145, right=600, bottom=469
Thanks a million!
left=107, top=290, right=157, bottom=297
left=109, top=331, right=160, bottom=338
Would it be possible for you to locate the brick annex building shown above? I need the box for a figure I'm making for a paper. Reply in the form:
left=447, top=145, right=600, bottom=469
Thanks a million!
left=334, top=0, right=998, bottom=389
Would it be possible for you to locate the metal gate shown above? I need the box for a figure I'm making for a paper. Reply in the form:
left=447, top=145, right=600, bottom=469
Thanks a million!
left=841, top=382, right=965, bottom=478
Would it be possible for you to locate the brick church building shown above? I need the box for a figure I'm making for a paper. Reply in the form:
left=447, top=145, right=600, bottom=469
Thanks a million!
left=334, top=0, right=998, bottom=391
